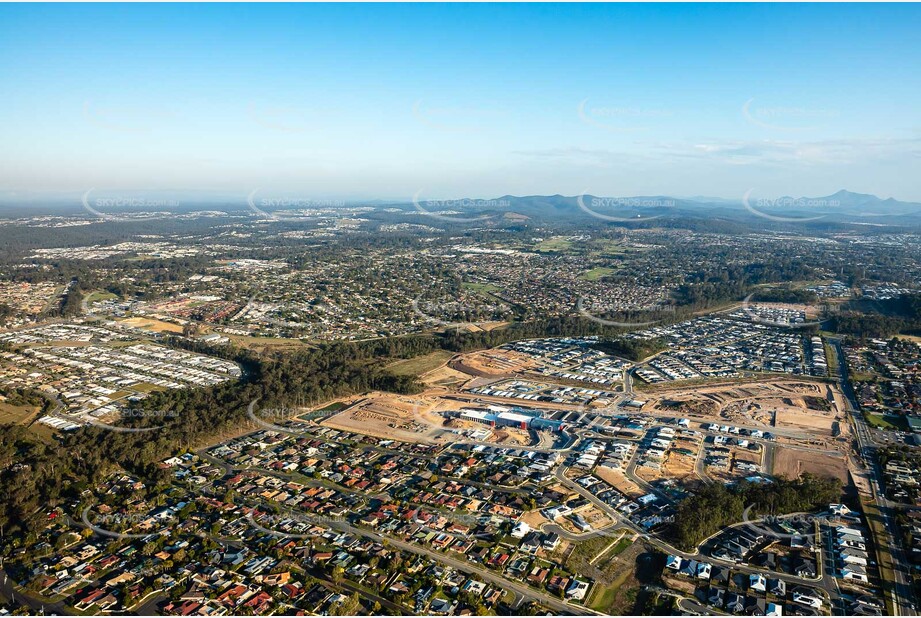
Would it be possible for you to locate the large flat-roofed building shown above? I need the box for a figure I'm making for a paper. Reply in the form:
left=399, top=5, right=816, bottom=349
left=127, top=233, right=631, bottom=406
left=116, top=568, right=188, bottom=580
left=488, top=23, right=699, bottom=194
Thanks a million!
left=496, top=411, right=534, bottom=429
left=457, top=408, right=565, bottom=432
left=460, top=409, right=497, bottom=426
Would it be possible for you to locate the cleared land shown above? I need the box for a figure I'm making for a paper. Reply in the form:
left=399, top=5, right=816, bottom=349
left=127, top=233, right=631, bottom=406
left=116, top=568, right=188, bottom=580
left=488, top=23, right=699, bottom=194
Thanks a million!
left=579, top=267, right=617, bottom=281
left=386, top=350, right=454, bottom=377
left=773, top=446, right=849, bottom=482
left=534, top=237, right=574, bottom=253
left=0, top=401, right=41, bottom=425
left=450, top=349, right=538, bottom=377
left=321, top=393, right=452, bottom=442
left=118, top=317, right=184, bottom=333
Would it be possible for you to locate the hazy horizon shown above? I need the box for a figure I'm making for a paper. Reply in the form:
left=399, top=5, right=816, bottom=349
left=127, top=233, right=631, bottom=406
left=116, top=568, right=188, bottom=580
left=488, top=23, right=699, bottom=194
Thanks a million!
left=2, top=3, right=920, bottom=201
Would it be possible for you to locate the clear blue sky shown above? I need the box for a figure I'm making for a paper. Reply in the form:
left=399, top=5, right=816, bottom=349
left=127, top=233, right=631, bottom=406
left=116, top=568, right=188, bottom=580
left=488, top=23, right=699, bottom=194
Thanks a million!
left=1, top=3, right=919, bottom=202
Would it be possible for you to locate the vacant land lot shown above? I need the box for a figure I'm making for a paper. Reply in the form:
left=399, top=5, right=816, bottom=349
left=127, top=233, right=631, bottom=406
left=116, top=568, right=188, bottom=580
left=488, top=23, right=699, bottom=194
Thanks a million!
left=774, top=406, right=837, bottom=435
left=580, top=267, right=617, bottom=281
left=595, top=466, right=645, bottom=498
left=773, top=446, right=849, bottom=482
left=387, top=350, right=454, bottom=376
left=535, top=237, right=574, bottom=253
left=0, top=401, right=40, bottom=425
left=865, top=413, right=907, bottom=431
left=119, top=317, right=184, bottom=333
left=451, top=349, right=537, bottom=377
left=322, top=393, right=453, bottom=442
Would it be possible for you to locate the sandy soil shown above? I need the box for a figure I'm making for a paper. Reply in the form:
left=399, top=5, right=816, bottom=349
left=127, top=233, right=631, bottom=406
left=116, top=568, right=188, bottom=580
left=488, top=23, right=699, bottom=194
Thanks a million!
left=321, top=393, right=448, bottom=443
left=595, top=466, right=645, bottom=499
left=450, top=349, right=538, bottom=377
left=118, top=317, right=184, bottom=333
left=773, top=446, right=849, bottom=482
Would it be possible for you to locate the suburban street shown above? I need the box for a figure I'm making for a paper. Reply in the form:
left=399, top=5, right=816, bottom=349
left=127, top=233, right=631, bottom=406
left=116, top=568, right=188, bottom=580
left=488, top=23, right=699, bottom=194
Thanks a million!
left=829, top=337, right=916, bottom=616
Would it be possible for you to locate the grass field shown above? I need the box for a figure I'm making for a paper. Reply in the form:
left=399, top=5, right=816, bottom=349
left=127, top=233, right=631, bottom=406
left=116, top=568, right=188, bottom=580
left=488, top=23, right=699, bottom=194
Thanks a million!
left=588, top=554, right=636, bottom=613
left=579, top=267, right=617, bottom=281
left=865, top=413, right=907, bottom=431
left=535, top=237, right=574, bottom=253
left=608, top=536, right=633, bottom=557
left=84, top=290, right=118, bottom=304
left=590, top=583, right=621, bottom=613
left=387, top=350, right=454, bottom=376
left=461, top=282, right=501, bottom=294
left=0, top=402, right=40, bottom=425
left=226, top=334, right=310, bottom=350
left=824, top=342, right=839, bottom=374
left=592, top=239, right=630, bottom=256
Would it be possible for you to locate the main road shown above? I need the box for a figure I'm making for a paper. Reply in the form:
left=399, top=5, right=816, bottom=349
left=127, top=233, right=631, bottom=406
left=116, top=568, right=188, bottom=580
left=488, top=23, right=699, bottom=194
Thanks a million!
left=828, top=336, right=916, bottom=616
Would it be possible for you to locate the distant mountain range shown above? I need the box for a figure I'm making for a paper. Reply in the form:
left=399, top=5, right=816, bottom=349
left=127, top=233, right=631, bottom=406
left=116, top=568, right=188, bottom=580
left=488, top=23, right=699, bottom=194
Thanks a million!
left=395, top=190, right=921, bottom=224
left=2, top=189, right=921, bottom=225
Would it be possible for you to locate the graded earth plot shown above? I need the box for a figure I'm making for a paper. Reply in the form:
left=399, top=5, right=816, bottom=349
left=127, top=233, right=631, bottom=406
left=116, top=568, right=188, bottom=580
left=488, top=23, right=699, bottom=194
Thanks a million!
left=0, top=323, right=240, bottom=430
left=320, top=393, right=452, bottom=442
left=449, top=348, right=540, bottom=377
left=321, top=336, right=852, bottom=487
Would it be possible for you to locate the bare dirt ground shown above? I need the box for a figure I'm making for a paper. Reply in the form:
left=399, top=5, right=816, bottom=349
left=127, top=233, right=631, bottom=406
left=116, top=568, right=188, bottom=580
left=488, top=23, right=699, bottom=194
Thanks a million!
left=118, top=317, right=184, bottom=333
left=595, top=466, right=645, bottom=498
left=775, top=406, right=837, bottom=435
left=579, top=505, right=615, bottom=529
left=773, top=446, right=849, bottom=482
left=317, top=345, right=854, bottom=498
left=450, top=349, right=538, bottom=377
left=494, top=428, right=532, bottom=445
left=661, top=451, right=697, bottom=482
left=321, top=393, right=449, bottom=443
left=422, top=363, right=472, bottom=388
left=641, top=379, right=848, bottom=442
left=522, top=510, right=552, bottom=529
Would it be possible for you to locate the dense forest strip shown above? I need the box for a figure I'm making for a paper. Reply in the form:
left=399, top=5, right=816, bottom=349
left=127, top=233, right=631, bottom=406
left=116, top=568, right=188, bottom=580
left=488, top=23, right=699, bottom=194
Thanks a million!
left=668, top=475, right=843, bottom=551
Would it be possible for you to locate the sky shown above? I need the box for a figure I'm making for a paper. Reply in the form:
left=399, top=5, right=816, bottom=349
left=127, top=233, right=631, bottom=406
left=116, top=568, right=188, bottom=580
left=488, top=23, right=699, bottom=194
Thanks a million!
left=1, top=3, right=920, bottom=204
